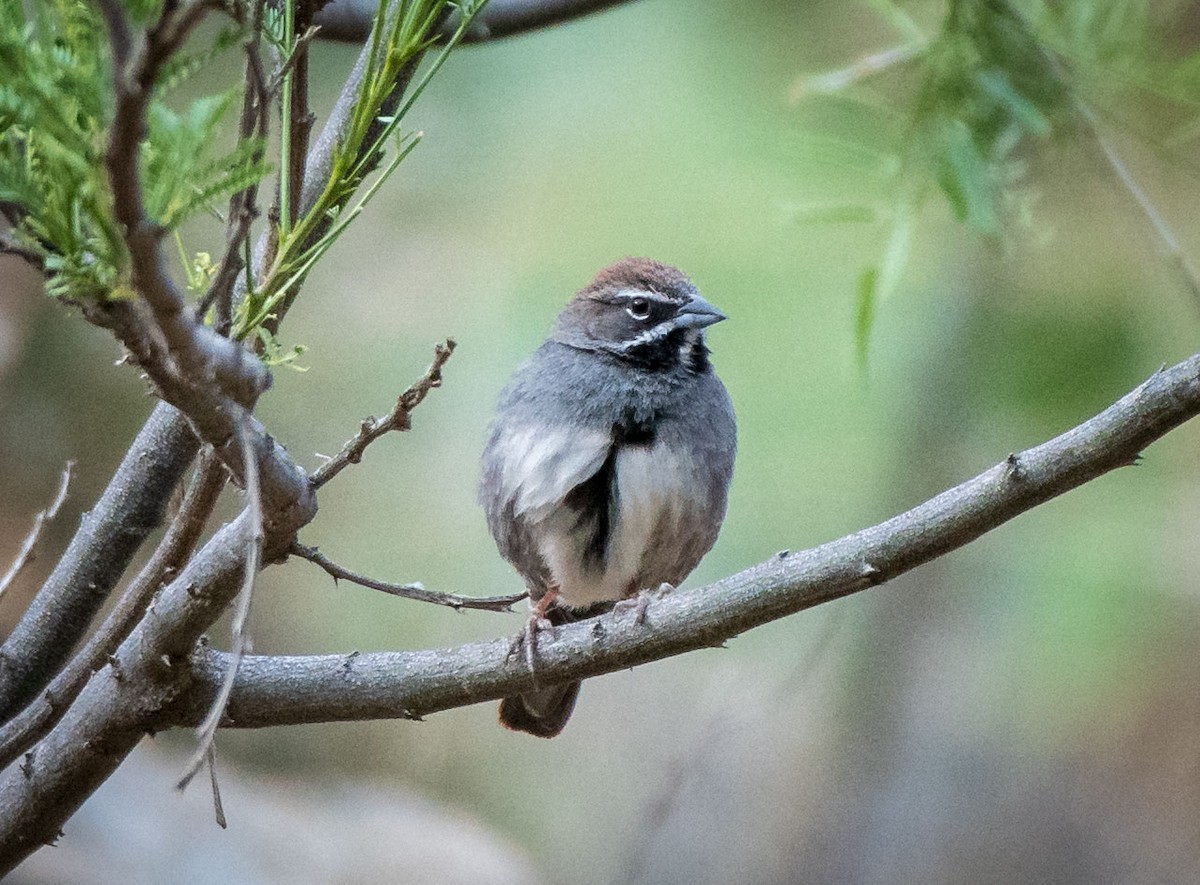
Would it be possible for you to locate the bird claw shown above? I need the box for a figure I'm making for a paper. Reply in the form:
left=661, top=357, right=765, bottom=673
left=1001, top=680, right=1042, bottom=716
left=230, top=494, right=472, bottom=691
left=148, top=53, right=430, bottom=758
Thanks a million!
left=616, top=583, right=674, bottom=626
left=507, top=614, right=556, bottom=689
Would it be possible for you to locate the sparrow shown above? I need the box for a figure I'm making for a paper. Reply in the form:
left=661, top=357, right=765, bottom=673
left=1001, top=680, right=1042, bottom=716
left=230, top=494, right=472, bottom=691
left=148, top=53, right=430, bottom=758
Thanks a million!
left=479, top=258, right=736, bottom=738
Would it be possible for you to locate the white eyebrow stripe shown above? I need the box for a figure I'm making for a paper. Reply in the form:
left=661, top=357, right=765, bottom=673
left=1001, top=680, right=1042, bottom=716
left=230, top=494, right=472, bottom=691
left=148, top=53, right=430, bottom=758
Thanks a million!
left=612, top=287, right=675, bottom=303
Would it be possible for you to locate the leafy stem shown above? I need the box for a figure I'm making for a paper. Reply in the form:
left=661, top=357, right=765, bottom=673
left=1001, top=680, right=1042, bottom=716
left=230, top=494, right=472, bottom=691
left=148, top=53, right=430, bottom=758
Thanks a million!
left=278, top=0, right=297, bottom=241
left=232, top=0, right=486, bottom=342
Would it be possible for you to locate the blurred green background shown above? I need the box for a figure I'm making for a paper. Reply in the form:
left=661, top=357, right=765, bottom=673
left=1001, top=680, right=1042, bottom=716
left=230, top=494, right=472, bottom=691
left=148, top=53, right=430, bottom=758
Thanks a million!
left=4, top=0, right=1200, bottom=882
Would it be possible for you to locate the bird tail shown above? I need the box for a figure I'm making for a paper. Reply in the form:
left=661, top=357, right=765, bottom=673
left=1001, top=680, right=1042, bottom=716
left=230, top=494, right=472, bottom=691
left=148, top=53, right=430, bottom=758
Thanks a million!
left=498, top=681, right=582, bottom=738
left=498, top=600, right=611, bottom=738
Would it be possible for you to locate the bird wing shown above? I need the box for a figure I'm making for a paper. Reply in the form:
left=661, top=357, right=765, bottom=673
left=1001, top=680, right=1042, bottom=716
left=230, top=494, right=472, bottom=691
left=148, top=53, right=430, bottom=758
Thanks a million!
left=480, top=423, right=614, bottom=603
left=485, top=424, right=614, bottom=522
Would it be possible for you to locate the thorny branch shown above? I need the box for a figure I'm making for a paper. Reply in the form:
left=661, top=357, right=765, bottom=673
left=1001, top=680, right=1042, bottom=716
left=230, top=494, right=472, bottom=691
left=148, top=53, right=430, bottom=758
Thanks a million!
left=0, top=462, right=73, bottom=600
left=96, top=0, right=270, bottom=405
left=280, top=1, right=316, bottom=238
left=0, top=405, right=199, bottom=721
left=93, top=0, right=316, bottom=535
left=290, top=542, right=526, bottom=612
left=0, top=0, right=464, bottom=843
left=0, top=1, right=489, bottom=865
left=310, top=339, right=456, bottom=488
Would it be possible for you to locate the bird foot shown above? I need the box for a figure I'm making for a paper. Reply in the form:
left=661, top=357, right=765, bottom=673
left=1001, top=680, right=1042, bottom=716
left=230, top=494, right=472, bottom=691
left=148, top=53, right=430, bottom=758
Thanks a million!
left=616, top=583, right=674, bottom=626
left=506, top=613, right=556, bottom=689
left=505, top=585, right=561, bottom=680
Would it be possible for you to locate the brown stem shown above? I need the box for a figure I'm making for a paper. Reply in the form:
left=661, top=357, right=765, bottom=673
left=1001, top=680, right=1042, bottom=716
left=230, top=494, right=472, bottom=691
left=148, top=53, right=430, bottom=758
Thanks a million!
left=314, top=0, right=642, bottom=44
left=310, top=339, right=455, bottom=488
left=290, top=542, right=526, bottom=612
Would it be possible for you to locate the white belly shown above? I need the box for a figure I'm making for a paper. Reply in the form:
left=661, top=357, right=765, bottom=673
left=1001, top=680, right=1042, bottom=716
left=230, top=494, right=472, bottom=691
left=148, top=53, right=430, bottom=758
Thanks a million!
left=538, top=441, right=705, bottom=609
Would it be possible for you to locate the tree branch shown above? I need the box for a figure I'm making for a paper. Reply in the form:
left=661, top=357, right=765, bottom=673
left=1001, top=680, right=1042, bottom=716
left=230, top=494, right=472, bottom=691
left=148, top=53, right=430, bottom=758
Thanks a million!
left=289, top=542, right=526, bottom=611
left=0, top=5, right=471, bottom=864
left=0, top=453, right=226, bottom=773
left=198, top=0, right=270, bottom=335
left=310, top=339, right=455, bottom=488
left=0, top=404, right=198, bottom=721
left=91, top=0, right=317, bottom=538
left=254, top=2, right=439, bottom=337
left=0, top=513, right=255, bottom=869
left=177, top=425, right=262, bottom=791
left=315, top=0, right=642, bottom=44
left=97, top=0, right=271, bottom=406
left=158, top=352, right=1200, bottom=729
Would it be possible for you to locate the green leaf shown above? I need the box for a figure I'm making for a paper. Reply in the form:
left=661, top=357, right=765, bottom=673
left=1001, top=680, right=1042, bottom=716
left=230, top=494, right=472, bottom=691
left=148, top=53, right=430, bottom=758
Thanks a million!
left=972, top=68, right=1050, bottom=138
left=255, top=328, right=310, bottom=371
left=855, top=266, right=878, bottom=367
left=876, top=200, right=913, bottom=303
left=935, top=118, right=1000, bottom=233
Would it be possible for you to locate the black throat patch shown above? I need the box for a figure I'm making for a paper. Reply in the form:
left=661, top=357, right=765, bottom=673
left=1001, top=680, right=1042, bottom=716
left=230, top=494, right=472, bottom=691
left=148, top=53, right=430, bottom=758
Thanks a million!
left=622, top=328, right=710, bottom=374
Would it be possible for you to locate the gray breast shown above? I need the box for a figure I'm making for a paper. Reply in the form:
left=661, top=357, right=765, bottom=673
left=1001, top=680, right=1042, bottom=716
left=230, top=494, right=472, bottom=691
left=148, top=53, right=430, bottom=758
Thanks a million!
left=481, top=341, right=736, bottom=610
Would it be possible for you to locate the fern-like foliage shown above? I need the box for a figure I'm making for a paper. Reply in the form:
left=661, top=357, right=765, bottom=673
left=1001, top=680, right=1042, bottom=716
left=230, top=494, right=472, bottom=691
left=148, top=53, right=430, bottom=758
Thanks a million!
left=143, top=91, right=268, bottom=230
left=0, top=0, right=267, bottom=303
left=0, top=0, right=119, bottom=301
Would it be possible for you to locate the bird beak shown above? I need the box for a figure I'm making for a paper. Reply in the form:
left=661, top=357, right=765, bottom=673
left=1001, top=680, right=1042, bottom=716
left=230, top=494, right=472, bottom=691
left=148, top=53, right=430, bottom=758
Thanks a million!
left=675, top=294, right=727, bottom=329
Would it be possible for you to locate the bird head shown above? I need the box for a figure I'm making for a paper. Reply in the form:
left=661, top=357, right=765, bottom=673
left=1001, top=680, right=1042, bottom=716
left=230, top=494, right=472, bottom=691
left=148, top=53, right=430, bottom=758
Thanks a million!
left=551, top=258, right=726, bottom=372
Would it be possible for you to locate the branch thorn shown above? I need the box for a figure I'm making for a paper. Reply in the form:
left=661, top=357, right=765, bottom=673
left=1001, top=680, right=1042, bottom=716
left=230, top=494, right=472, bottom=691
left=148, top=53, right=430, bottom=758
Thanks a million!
left=1005, top=452, right=1023, bottom=480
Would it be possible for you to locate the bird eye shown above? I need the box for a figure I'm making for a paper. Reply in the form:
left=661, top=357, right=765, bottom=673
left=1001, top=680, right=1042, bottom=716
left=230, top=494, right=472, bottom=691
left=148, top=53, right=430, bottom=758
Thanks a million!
left=626, top=297, right=651, bottom=321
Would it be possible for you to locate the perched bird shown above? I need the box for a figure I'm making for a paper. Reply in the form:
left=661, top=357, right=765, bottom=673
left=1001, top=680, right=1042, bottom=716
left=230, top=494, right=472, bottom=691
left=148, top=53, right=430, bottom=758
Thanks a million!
left=480, top=258, right=736, bottom=737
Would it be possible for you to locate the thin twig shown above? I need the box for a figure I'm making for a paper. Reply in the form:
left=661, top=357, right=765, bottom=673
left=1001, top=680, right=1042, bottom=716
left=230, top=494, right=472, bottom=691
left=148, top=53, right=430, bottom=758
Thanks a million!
left=198, top=0, right=270, bottom=334
left=97, top=0, right=271, bottom=405
left=290, top=541, right=526, bottom=612
left=310, top=339, right=455, bottom=488
left=1077, top=100, right=1200, bottom=304
left=207, top=742, right=227, bottom=829
left=0, top=462, right=73, bottom=600
left=789, top=42, right=924, bottom=103
left=0, top=452, right=225, bottom=772
left=266, top=0, right=317, bottom=328
left=257, top=3, right=455, bottom=340
left=178, top=422, right=261, bottom=792
left=279, top=2, right=316, bottom=238
left=266, top=25, right=322, bottom=97
left=995, top=0, right=1200, bottom=307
